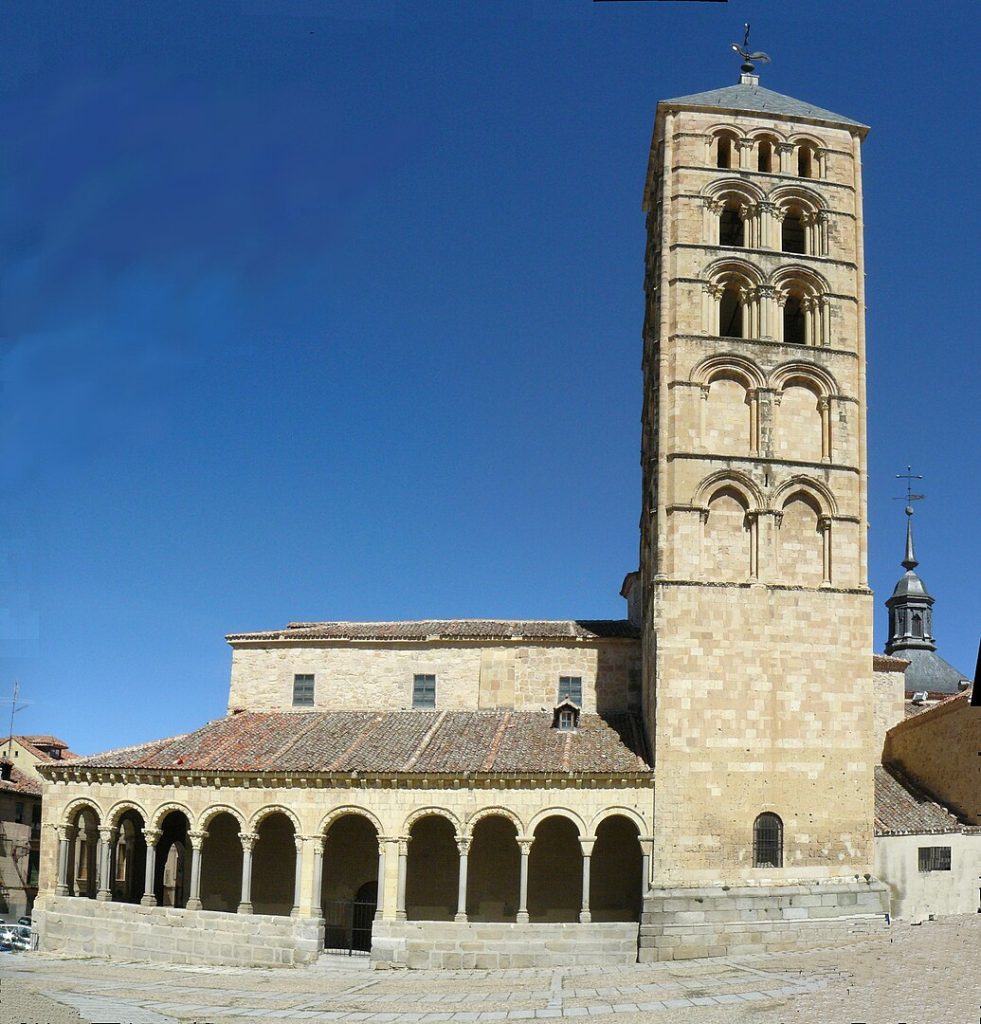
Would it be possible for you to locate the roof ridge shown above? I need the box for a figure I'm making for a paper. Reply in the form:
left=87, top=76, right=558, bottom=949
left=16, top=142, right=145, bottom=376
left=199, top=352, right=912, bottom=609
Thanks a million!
left=404, top=710, right=448, bottom=772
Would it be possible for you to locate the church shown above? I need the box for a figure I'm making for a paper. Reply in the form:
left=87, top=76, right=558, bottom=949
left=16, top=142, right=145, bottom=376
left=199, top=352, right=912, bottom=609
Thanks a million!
left=33, top=59, right=978, bottom=968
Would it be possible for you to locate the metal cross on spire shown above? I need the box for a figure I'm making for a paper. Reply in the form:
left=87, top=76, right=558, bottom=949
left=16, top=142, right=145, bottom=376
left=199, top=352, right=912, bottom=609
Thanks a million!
left=731, top=23, right=771, bottom=77
left=893, top=465, right=925, bottom=570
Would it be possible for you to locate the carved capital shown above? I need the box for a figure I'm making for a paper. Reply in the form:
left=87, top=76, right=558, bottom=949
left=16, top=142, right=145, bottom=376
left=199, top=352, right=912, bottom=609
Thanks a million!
left=703, top=281, right=725, bottom=300
left=455, top=837, right=472, bottom=856
left=143, top=827, right=162, bottom=848
left=239, top=831, right=259, bottom=853
left=98, top=826, right=116, bottom=845
left=517, top=837, right=534, bottom=854
left=188, top=830, right=208, bottom=850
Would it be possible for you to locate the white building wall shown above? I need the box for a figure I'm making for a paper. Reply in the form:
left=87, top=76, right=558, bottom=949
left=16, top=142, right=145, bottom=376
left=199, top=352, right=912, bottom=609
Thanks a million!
left=874, top=832, right=981, bottom=921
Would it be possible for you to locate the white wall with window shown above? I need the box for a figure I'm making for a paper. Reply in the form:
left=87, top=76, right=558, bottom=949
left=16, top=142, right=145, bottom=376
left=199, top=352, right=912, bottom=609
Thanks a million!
left=874, top=831, right=981, bottom=921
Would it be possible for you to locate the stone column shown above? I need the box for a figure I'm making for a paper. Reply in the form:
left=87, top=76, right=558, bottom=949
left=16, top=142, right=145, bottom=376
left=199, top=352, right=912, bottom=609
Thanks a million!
left=396, top=837, right=409, bottom=921
left=141, top=827, right=161, bottom=906
left=297, top=834, right=325, bottom=918
left=818, top=396, right=832, bottom=461
left=639, top=837, right=654, bottom=899
left=777, top=142, right=794, bottom=175
left=237, top=832, right=257, bottom=914
left=516, top=837, right=533, bottom=924
left=291, top=834, right=303, bottom=917
left=737, top=137, right=754, bottom=170
left=578, top=838, right=595, bottom=924
left=454, top=837, right=470, bottom=922
left=185, top=830, right=207, bottom=911
left=820, top=516, right=833, bottom=586
left=375, top=838, right=386, bottom=921
left=96, top=826, right=115, bottom=901
left=378, top=836, right=400, bottom=920
left=55, top=826, right=74, bottom=896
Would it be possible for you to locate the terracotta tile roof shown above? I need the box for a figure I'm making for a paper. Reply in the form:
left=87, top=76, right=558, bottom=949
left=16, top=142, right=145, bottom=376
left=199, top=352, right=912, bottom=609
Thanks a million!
left=0, top=763, right=42, bottom=796
left=226, top=620, right=641, bottom=643
left=874, top=764, right=964, bottom=836
left=8, top=735, right=79, bottom=762
left=48, top=711, right=652, bottom=776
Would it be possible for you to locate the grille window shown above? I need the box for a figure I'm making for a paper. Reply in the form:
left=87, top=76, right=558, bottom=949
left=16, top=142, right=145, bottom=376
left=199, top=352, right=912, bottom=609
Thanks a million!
left=413, top=674, right=436, bottom=709
left=557, top=676, right=583, bottom=705
left=753, top=812, right=783, bottom=868
left=918, top=846, right=951, bottom=872
left=292, top=674, right=315, bottom=706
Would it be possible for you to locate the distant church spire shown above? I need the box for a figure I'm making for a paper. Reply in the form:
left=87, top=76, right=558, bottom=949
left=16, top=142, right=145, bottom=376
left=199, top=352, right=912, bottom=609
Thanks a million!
left=885, top=469, right=934, bottom=655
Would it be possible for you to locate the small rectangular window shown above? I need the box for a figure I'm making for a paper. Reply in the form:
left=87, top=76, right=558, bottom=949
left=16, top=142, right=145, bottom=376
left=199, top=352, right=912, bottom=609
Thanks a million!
left=557, top=676, right=582, bottom=705
left=918, top=846, right=951, bottom=872
left=292, top=674, right=315, bottom=707
left=413, top=674, right=436, bottom=709
left=15, top=801, right=24, bottom=824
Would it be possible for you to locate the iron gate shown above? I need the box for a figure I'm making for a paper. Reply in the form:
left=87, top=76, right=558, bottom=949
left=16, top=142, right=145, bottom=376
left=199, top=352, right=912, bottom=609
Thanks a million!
left=323, top=895, right=376, bottom=956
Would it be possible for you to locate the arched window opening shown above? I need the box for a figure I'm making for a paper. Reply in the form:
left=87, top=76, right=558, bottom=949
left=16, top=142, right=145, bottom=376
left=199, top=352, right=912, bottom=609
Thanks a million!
left=753, top=812, right=783, bottom=868
left=112, top=811, right=147, bottom=904
left=590, top=816, right=642, bottom=922
left=156, top=811, right=190, bottom=909
left=252, top=813, right=297, bottom=917
left=757, top=139, right=773, bottom=173
left=720, top=287, right=743, bottom=338
left=322, top=814, right=379, bottom=953
left=467, top=816, right=520, bottom=922
left=717, top=135, right=733, bottom=169
left=528, top=816, right=581, bottom=923
left=67, top=807, right=100, bottom=899
left=406, top=815, right=458, bottom=921
left=703, top=487, right=751, bottom=582
left=200, top=812, right=242, bottom=912
left=783, top=295, right=806, bottom=345
left=797, top=145, right=815, bottom=178
left=782, top=211, right=806, bottom=254
left=912, top=613, right=923, bottom=638
left=779, top=493, right=824, bottom=586
left=719, top=204, right=745, bottom=247
left=706, top=376, right=752, bottom=456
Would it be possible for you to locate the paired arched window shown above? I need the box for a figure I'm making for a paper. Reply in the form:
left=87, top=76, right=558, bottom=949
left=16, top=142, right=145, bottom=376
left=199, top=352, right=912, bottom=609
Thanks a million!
left=719, top=202, right=745, bottom=247
left=715, top=132, right=739, bottom=169
left=781, top=209, right=807, bottom=254
left=753, top=813, right=783, bottom=868
left=756, top=137, right=775, bottom=173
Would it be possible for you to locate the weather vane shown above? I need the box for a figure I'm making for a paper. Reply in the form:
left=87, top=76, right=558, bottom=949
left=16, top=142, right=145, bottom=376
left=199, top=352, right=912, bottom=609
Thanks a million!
left=894, top=465, right=925, bottom=517
left=731, top=23, right=771, bottom=76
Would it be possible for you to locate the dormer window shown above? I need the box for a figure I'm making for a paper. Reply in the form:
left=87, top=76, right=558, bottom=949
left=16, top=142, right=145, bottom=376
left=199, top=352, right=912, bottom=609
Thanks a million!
left=552, top=697, right=581, bottom=732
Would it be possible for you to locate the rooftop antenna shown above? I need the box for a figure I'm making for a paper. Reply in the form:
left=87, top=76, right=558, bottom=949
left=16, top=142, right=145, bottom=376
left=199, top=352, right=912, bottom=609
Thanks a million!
left=0, top=680, right=30, bottom=759
left=731, top=23, right=770, bottom=80
left=893, top=465, right=925, bottom=571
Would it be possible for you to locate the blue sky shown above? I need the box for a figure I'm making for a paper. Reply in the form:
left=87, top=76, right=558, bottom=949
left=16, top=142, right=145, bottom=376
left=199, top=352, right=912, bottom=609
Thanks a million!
left=1, top=1, right=978, bottom=754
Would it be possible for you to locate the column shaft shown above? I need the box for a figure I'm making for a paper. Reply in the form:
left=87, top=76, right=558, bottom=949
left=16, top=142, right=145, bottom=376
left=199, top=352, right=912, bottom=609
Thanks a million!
left=579, top=855, right=592, bottom=924
left=141, top=843, right=158, bottom=907
left=516, top=844, right=530, bottom=924
left=396, top=850, right=408, bottom=921
left=455, top=850, right=469, bottom=922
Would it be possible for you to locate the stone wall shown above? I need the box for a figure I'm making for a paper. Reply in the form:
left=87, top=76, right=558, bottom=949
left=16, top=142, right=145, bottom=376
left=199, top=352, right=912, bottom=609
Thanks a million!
left=227, top=640, right=641, bottom=715
left=884, top=695, right=979, bottom=824
left=875, top=832, right=981, bottom=921
left=639, top=880, right=889, bottom=961
left=371, top=920, right=638, bottom=969
left=34, top=894, right=323, bottom=967
left=872, top=656, right=907, bottom=757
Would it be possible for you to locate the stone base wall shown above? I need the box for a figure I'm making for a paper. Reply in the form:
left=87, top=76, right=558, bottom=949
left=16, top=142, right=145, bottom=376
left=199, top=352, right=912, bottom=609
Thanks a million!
left=371, top=920, right=639, bottom=969
left=34, top=895, right=324, bottom=968
left=639, top=881, right=890, bottom=961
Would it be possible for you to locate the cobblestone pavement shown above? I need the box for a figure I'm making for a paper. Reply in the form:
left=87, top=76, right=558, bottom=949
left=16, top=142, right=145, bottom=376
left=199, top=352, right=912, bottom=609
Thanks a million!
left=0, top=916, right=976, bottom=1024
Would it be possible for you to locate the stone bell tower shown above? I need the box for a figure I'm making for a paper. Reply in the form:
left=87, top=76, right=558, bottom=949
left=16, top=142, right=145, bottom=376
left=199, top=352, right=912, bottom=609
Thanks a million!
left=637, top=50, right=890, bottom=958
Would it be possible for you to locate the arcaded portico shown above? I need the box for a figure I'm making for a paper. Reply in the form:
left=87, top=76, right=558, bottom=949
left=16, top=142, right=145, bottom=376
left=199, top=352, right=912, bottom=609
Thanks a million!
left=37, top=696, right=654, bottom=967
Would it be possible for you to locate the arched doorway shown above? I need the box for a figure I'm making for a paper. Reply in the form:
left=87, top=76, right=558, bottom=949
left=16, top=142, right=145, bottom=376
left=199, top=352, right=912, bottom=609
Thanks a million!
left=111, top=810, right=147, bottom=904
left=467, top=815, right=520, bottom=922
left=67, top=806, right=100, bottom=899
left=200, top=812, right=242, bottom=913
left=405, top=815, right=457, bottom=921
left=590, top=815, right=643, bottom=921
left=251, top=812, right=296, bottom=916
left=528, top=816, right=581, bottom=922
left=155, top=811, right=190, bottom=908
left=322, top=814, right=379, bottom=954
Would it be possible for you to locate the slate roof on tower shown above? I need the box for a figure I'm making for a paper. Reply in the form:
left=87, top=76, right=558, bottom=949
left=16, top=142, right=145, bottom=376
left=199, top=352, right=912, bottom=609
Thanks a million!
left=658, top=82, right=868, bottom=131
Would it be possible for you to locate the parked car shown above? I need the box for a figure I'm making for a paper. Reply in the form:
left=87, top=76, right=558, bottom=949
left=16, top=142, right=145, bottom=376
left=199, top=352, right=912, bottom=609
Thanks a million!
left=17, top=917, right=31, bottom=927
left=0, top=925, right=31, bottom=951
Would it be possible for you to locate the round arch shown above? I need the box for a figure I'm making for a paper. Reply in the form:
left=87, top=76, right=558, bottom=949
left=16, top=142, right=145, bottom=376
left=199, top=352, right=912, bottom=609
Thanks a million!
left=198, top=803, right=247, bottom=832
left=690, top=353, right=766, bottom=391
left=589, top=806, right=648, bottom=836
left=704, top=256, right=765, bottom=288
left=249, top=804, right=302, bottom=835
left=771, top=475, right=837, bottom=517
left=62, top=797, right=104, bottom=827
left=319, top=805, right=385, bottom=838
left=148, top=802, right=195, bottom=833
left=403, top=806, right=462, bottom=838
left=767, top=183, right=827, bottom=213
left=692, top=469, right=764, bottom=512
left=104, top=800, right=148, bottom=831
left=770, top=264, right=829, bottom=296
left=701, top=177, right=765, bottom=206
left=769, top=360, right=838, bottom=398
left=527, top=807, right=587, bottom=838
left=464, top=806, right=524, bottom=839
